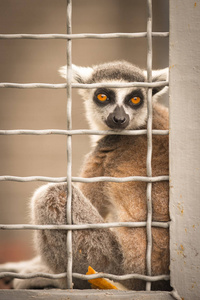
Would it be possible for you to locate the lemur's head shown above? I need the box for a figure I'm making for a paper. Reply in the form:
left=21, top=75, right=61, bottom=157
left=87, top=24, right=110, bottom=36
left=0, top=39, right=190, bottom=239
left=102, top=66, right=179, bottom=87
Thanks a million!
left=59, top=61, right=168, bottom=133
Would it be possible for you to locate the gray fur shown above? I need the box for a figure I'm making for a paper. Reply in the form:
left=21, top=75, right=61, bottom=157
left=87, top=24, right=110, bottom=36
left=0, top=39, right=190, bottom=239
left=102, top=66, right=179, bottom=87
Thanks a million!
left=0, top=61, right=170, bottom=291
left=89, top=61, right=145, bottom=84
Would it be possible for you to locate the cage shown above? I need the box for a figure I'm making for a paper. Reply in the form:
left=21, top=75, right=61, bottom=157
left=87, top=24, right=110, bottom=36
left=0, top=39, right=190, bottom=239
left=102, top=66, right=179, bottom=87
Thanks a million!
left=0, top=1, right=200, bottom=300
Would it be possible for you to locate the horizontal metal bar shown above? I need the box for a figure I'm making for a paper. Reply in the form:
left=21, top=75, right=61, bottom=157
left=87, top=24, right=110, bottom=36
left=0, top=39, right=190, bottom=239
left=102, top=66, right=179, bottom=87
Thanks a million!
left=73, top=175, right=169, bottom=183
left=73, top=272, right=170, bottom=283
left=0, top=83, right=67, bottom=89
left=0, top=32, right=169, bottom=40
left=0, top=221, right=169, bottom=231
left=0, top=175, right=169, bottom=183
left=0, top=81, right=169, bottom=89
left=0, top=272, right=67, bottom=280
left=0, top=129, right=169, bottom=136
left=0, top=271, right=170, bottom=282
left=0, top=175, right=66, bottom=182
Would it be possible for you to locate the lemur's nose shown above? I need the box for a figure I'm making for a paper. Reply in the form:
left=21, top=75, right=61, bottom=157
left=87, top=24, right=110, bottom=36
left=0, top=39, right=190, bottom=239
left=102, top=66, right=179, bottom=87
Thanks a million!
left=113, top=115, right=126, bottom=124
left=106, top=105, right=130, bottom=129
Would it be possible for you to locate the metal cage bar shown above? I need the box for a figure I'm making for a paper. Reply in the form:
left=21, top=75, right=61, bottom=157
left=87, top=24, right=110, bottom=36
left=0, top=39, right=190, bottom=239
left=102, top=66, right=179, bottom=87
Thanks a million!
left=0, top=81, right=168, bottom=89
left=66, top=0, right=73, bottom=289
left=0, top=32, right=169, bottom=40
left=0, top=129, right=169, bottom=135
left=145, top=0, right=153, bottom=291
left=0, top=270, right=170, bottom=283
left=0, top=0, right=172, bottom=297
left=0, top=175, right=169, bottom=183
left=0, top=221, right=170, bottom=231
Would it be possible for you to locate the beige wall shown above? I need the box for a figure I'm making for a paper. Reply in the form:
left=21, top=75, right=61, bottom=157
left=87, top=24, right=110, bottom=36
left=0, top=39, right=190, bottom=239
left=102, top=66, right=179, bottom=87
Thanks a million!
left=0, top=0, right=169, bottom=262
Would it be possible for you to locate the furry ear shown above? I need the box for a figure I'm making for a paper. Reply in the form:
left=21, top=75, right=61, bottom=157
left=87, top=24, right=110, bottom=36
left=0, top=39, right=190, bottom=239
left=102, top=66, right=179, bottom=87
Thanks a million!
left=143, top=68, right=169, bottom=96
left=59, top=64, right=94, bottom=83
left=152, top=68, right=169, bottom=96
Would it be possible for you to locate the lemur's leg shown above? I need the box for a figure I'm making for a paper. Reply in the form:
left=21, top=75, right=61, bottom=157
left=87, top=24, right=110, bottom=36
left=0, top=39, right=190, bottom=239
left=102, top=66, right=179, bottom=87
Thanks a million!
left=32, top=183, right=123, bottom=289
left=33, top=183, right=123, bottom=289
left=0, top=183, right=123, bottom=289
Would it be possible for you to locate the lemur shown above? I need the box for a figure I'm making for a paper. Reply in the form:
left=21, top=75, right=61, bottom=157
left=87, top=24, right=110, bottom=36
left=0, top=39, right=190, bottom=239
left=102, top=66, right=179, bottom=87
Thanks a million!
left=0, top=61, right=170, bottom=291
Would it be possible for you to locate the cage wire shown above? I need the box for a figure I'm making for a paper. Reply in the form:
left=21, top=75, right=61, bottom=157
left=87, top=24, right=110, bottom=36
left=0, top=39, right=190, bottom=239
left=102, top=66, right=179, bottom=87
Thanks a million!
left=0, top=0, right=180, bottom=298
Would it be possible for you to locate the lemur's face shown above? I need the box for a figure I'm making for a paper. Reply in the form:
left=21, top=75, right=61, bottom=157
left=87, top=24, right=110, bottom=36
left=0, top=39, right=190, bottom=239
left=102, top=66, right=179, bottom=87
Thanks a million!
left=83, top=62, right=148, bottom=131
left=91, top=84, right=147, bottom=130
left=59, top=61, right=168, bottom=132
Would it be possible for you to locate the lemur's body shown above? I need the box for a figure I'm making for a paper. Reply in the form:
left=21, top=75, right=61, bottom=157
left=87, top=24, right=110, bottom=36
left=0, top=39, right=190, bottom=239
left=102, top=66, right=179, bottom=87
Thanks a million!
left=0, top=61, right=170, bottom=291
left=79, top=102, right=169, bottom=289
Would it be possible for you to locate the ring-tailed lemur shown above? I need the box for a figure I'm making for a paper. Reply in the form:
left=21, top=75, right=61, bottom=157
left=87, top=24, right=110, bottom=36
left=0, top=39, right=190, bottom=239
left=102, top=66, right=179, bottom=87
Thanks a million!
left=0, top=61, right=170, bottom=291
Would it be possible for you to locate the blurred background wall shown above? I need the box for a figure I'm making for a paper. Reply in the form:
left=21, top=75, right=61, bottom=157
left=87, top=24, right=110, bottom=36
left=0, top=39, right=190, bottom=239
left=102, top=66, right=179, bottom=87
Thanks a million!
left=0, top=0, right=169, bottom=262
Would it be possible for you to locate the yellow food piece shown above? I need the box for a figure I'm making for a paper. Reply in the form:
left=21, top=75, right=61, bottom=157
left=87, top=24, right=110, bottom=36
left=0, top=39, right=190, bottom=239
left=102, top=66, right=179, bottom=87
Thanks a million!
left=86, top=266, right=118, bottom=290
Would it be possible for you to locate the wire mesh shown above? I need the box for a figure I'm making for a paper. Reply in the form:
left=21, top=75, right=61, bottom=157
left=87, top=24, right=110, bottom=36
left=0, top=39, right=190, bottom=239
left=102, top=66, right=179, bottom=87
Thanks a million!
left=0, top=0, right=171, bottom=294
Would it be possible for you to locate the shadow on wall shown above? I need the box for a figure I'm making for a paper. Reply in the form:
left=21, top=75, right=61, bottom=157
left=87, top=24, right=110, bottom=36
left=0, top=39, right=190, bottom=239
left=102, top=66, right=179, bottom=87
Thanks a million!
left=0, top=0, right=169, bottom=262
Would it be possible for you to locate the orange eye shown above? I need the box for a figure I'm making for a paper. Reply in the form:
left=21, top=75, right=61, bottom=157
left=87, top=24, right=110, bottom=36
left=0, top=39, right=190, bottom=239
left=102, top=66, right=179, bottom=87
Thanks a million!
left=97, top=94, right=108, bottom=102
left=130, top=96, right=141, bottom=105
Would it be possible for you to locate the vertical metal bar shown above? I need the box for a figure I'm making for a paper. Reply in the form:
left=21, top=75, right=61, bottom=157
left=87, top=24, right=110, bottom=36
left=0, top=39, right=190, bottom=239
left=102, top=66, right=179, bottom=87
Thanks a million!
left=66, top=0, right=73, bottom=289
left=146, top=0, right=153, bottom=292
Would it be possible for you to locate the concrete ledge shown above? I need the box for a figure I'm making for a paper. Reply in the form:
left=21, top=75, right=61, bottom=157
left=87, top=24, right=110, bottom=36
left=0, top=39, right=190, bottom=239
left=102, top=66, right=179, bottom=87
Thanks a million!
left=0, top=289, right=174, bottom=300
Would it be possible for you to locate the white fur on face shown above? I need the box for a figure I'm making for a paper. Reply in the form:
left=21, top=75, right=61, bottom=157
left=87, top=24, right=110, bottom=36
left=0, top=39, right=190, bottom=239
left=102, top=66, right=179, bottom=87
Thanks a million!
left=79, top=79, right=148, bottom=145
